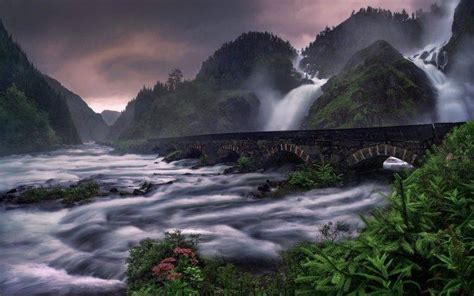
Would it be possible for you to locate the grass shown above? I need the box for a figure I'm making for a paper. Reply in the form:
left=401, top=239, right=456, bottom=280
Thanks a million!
left=14, top=182, right=100, bottom=206
left=237, top=155, right=255, bottom=171
left=288, top=163, right=342, bottom=189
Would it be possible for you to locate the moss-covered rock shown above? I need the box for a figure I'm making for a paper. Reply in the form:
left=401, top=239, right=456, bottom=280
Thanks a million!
left=302, top=40, right=437, bottom=129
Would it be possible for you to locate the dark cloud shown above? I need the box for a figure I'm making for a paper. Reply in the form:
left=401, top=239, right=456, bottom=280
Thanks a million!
left=0, top=0, right=436, bottom=111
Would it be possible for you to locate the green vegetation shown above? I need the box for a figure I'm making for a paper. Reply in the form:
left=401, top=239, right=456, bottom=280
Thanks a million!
left=300, top=5, right=444, bottom=77
left=237, top=155, right=255, bottom=171
left=0, top=20, right=79, bottom=149
left=303, top=40, right=436, bottom=129
left=198, top=154, right=209, bottom=166
left=108, top=32, right=304, bottom=143
left=0, top=86, right=59, bottom=155
left=113, top=139, right=150, bottom=154
left=288, top=163, right=342, bottom=189
left=14, top=182, right=100, bottom=206
left=291, top=121, right=474, bottom=295
left=127, top=122, right=473, bottom=295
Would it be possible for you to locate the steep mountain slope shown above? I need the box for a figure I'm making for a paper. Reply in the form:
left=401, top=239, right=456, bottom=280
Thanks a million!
left=302, top=40, right=436, bottom=129
left=442, top=0, right=474, bottom=74
left=0, top=20, right=80, bottom=149
left=300, top=7, right=425, bottom=78
left=101, top=110, right=120, bottom=126
left=196, top=31, right=302, bottom=94
left=109, top=32, right=303, bottom=141
left=44, top=75, right=109, bottom=142
left=0, top=86, right=58, bottom=155
left=107, top=99, right=136, bottom=141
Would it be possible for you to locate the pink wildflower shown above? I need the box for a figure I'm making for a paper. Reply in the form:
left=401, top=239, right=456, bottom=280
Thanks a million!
left=152, top=262, right=175, bottom=277
left=166, top=272, right=182, bottom=281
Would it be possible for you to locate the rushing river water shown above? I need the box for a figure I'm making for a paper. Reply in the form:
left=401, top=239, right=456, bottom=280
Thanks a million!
left=0, top=144, right=390, bottom=295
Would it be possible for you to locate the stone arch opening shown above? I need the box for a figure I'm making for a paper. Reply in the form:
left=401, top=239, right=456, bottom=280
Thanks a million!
left=348, top=144, right=416, bottom=170
left=217, top=145, right=242, bottom=163
left=184, top=147, right=204, bottom=159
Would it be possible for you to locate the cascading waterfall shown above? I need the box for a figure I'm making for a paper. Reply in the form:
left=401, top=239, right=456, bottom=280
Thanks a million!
left=264, top=56, right=327, bottom=131
left=410, top=0, right=472, bottom=122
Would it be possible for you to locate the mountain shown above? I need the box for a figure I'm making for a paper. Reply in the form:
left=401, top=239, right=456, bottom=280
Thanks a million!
left=442, top=0, right=474, bottom=74
left=196, top=31, right=303, bottom=94
left=300, top=7, right=427, bottom=78
left=107, top=99, right=136, bottom=141
left=0, top=20, right=80, bottom=155
left=302, top=40, right=437, bottom=129
left=108, top=32, right=302, bottom=141
left=0, top=86, right=58, bottom=155
left=101, top=110, right=120, bottom=126
left=43, top=75, right=109, bottom=142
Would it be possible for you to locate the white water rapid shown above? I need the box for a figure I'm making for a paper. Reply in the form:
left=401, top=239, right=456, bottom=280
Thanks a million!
left=264, top=56, right=328, bottom=130
left=0, top=144, right=389, bottom=295
left=410, top=0, right=473, bottom=122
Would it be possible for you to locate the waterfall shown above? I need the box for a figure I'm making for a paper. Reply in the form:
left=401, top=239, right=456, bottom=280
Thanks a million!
left=264, top=56, right=328, bottom=131
left=412, top=59, right=469, bottom=121
left=410, top=0, right=472, bottom=122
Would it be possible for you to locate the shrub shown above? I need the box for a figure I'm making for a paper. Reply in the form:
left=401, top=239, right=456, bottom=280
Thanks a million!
left=288, top=163, right=341, bottom=189
left=127, top=230, right=201, bottom=294
left=237, top=155, right=255, bottom=170
left=14, top=182, right=99, bottom=206
left=293, top=121, right=474, bottom=295
left=198, top=154, right=209, bottom=166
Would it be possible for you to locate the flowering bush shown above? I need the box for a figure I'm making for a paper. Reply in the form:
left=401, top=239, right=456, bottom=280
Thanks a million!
left=127, top=230, right=203, bottom=294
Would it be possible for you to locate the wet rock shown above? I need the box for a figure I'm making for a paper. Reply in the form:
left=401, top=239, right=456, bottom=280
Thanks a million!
left=109, top=187, right=119, bottom=193
left=132, top=189, right=145, bottom=196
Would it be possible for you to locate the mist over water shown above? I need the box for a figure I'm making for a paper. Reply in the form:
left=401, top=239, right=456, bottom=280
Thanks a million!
left=0, top=145, right=389, bottom=295
left=410, top=0, right=473, bottom=122
left=262, top=56, right=328, bottom=131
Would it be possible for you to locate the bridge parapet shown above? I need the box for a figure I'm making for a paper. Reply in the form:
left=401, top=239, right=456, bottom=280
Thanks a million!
left=147, top=123, right=464, bottom=170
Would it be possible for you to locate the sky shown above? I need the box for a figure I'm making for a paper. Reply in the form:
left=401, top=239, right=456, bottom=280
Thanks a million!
left=0, top=0, right=437, bottom=112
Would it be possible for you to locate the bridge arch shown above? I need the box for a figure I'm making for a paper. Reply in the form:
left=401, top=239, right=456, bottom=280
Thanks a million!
left=182, top=143, right=205, bottom=158
left=265, top=143, right=312, bottom=164
left=347, top=144, right=417, bottom=168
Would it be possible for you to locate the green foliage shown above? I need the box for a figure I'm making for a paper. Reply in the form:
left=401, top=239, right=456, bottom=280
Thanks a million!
left=198, top=154, right=209, bottom=166
left=303, top=41, right=436, bottom=129
left=127, top=230, right=200, bottom=293
left=126, top=123, right=473, bottom=294
left=237, top=155, right=255, bottom=170
left=288, top=163, right=342, bottom=189
left=0, top=85, right=58, bottom=155
left=292, top=121, right=474, bottom=295
left=196, top=31, right=301, bottom=93
left=0, top=22, right=79, bottom=146
left=14, top=182, right=99, bottom=206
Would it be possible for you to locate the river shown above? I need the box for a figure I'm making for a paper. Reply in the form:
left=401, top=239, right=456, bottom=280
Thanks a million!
left=0, top=144, right=390, bottom=295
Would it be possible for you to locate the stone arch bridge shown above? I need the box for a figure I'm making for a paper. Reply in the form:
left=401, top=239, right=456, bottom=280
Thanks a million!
left=143, top=123, right=462, bottom=170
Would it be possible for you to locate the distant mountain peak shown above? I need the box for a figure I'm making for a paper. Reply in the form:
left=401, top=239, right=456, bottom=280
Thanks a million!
left=101, top=110, right=121, bottom=126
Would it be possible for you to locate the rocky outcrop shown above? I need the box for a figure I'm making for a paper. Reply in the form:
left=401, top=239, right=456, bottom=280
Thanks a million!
left=442, top=0, right=474, bottom=74
left=302, top=40, right=437, bottom=129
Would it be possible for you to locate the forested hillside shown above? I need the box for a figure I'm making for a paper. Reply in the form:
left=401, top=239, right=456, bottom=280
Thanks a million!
left=0, top=20, right=79, bottom=154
